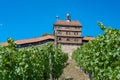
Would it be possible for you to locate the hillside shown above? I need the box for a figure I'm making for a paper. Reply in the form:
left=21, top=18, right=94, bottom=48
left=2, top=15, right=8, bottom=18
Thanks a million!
left=61, top=59, right=90, bottom=80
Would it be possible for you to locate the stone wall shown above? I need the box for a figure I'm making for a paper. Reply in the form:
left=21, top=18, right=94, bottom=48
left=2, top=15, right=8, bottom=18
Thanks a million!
left=61, top=44, right=81, bottom=58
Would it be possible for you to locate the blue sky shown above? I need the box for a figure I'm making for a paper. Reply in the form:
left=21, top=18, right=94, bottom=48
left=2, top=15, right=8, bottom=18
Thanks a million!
left=0, top=0, right=120, bottom=42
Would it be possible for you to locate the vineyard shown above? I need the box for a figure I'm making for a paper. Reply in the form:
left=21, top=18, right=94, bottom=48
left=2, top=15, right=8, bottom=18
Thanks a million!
left=0, top=38, right=68, bottom=80
left=1, top=22, right=120, bottom=80
left=72, top=22, right=120, bottom=80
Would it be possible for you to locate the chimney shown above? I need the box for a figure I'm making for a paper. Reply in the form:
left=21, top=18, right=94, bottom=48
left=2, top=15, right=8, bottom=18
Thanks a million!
left=66, top=13, right=71, bottom=22
left=56, top=16, right=59, bottom=21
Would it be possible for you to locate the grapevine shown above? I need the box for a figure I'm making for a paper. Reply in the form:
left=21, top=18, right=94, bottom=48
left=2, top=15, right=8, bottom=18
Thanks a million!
left=72, top=22, right=120, bottom=80
left=0, top=38, right=68, bottom=80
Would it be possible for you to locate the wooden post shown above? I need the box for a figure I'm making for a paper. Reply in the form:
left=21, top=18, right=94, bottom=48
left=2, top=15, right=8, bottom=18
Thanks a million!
left=50, top=52, right=54, bottom=80
left=54, top=28, right=57, bottom=48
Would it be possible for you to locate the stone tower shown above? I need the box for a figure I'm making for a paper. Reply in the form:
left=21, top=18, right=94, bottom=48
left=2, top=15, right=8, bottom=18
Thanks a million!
left=54, top=13, right=82, bottom=56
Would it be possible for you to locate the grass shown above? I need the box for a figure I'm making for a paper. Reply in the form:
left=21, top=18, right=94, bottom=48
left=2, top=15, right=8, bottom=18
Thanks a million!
left=60, top=59, right=90, bottom=80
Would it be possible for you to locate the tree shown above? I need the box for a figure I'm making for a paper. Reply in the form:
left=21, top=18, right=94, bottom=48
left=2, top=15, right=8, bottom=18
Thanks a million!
left=42, top=33, right=53, bottom=36
left=72, top=22, right=120, bottom=80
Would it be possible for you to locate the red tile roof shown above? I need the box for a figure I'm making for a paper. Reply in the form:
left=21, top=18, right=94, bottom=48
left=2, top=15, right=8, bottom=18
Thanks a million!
left=0, top=35, right=94, bottom=46
left=0, top=42, right=8, bottom=46
left=16, top=35, right=54, bottom=45
left=0, top=35, right=54, bottom=46
left=83, top=36, right=95, bottom=41
left=54, top=20, right=82, bottom=27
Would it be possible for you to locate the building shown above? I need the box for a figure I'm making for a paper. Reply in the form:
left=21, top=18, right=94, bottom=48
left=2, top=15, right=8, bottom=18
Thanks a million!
left=82, top=36, right=95, bottom=44
left=0, top=13, right=94, bottom=56
left=54, top=13, right=83, bottom=56
left=0, top=35, right=54, bottom=48
left=54, top=13, right=82, bottom=45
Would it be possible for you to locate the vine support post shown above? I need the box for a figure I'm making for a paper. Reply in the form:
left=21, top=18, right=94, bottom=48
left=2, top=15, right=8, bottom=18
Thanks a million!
left=50, top=52, right=54, bottom=80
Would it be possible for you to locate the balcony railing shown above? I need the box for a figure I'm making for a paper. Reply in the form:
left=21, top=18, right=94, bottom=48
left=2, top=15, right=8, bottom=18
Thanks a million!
left=56, top=34, right=82, bottom=37
left=57, top=40, right=82, bottom=44
left=55, top=28, right=81, bottom=32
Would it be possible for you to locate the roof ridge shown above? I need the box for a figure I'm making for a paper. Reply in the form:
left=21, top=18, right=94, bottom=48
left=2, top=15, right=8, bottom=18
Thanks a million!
left=0, top=35, right=54, bottom=46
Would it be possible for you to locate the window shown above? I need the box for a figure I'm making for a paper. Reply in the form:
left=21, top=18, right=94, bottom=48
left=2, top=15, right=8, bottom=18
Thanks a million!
left=28, top=43, right=32, bottom=46
left=66, top=31, right=70, bottom=35
left=58, top=31, right=62, bottom=34
left=66, top=26, right=71, bottom=29
left=17, top=44, right=21, bottom=48
left=74, top=38, right=78, bottom=42
left=58, top=37, right=61, bottom=41
left=74, top=32, right=78, bottom=35
left=55, top=26, right=61, bottom=29
left=75, top=26, right=80, bottom=29
left=66, top=38, right=70, bottom=41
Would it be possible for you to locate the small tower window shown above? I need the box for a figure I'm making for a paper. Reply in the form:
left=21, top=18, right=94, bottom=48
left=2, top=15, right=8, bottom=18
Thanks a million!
left=74, top=38, right=78, bottom=42
left=58, top=31, right=62, bottom=34
left=66, top=31, right=70, bottom=35
left=74, top=32, right=78, bottom=35
left=58, top=37, right=61, bottom=41
left=66, top=38, right=70, bottom=41
left=75, top=26, right=80, bottom=29
left=66, top=26, right=71, bottom=29
left=55, top=26, right=61, bottom=29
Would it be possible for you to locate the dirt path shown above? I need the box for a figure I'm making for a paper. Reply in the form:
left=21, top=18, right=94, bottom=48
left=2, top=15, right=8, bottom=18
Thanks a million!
left=61, top=59, right=90, bottom=80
